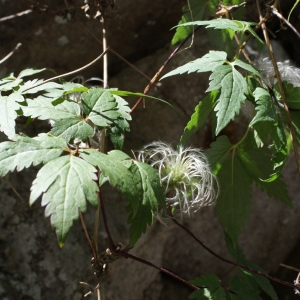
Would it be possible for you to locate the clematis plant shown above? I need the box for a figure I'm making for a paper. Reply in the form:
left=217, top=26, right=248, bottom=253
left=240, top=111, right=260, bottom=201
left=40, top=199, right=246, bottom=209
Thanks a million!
left=137, top=141, right=218, bottom=215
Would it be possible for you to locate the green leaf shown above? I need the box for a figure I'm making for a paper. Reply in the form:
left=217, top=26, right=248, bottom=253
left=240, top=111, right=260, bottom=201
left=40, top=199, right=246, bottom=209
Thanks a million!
left=23, top=82, right=63, bottom=94
left=80, top=150, right=140, bottom=217
left=30, top=155, right=99, bottom=247
left=110, top=90, right=172, bottom=107
left=177, top=20, right=263, bottom=43
left=179, top=91, right=217, bottom=146
left=216, top=157, right=252, bottom=243
left=0, top=92, right=24, bottom=137
left=189, top=275, right=227, bottom=299
left=107, top=94, right=131, bottom=150
left=171, top=0, right=208, bottom=45
left=250, top=88, right=277, bottom=126
left=209, top=64, right=248, bottom=134
left=237, top=133, right=292, bottom=206
left=233, top=60, right=263, bottom=80
left=127, top=161, right=165, bottom=246
left=229, top=276, right=262, bottom=300
left=282, top=81, right=300, bottom=110
left=22, top=96, right=82, bottom=120
left=81, top=88, right=121, bottom=127
left=0, top=78, right=23, bottom=92
left=161, top=51, right=227, bottom=80
left=205, top=135, right=233, bottom=173
left=42, top=82, right=86, bottom=100
left=18, top=68, right=46, bottom=78
left=49, top=118, right=94, bottom=143
left=0, top=133, right=67, bottom=176
left=225, top=234, right=278, bottom=300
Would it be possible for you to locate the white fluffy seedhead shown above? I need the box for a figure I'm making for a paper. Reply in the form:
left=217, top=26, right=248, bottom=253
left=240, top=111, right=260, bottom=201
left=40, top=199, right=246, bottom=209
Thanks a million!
left=255, top=57, right=300, bottom=87
left=137, top=141, right=218, bottom=215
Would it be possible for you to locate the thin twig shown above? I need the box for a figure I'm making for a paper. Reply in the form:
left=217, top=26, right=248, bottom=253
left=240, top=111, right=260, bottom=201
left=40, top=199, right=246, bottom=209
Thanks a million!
left=98, top=189, right=115, bottom=250
left=130, top=26, right=201, bottom=113
left=0, top=43, right=22, bottom=65
left=256, top=0, right=300, bottom=176
left=74, top=17, right=152, bottom=82
left=0, top=9, right=32, bottom=22
left=22, top=49, right=109, bottom=93
left=280, top=264, right=300, bottom=273
left=117, top=249, right=199, bottom=291
left=167, top=204, right=300, bottom=291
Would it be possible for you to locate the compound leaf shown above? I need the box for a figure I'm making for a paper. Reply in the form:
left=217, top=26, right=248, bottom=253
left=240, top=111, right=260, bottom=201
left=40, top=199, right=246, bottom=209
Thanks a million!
left=18, top=68, right=46, bottom=78
left=225, top=234, right=278, bottom=300
left=216, top=157, right=252, bottom=243
left=0, top=92, right=24, bottom=137
left=209, top=65, right=248, bottom=134
left=22, top=96, right=82, bottom=120
left=179, top=91, right=217, bottom=146
left=205, top=135, right=232, bottom=173
left=127, top=161, right=165, bottom=246
left=171, top=0, right=208, bottom=45
left=81, top=88, right=121, bottom=127
left=50, top=118, right=94, bottom=143
left=30, top=155, right=99, bottom=247
left=0, top=133, right=67, bottom=176
left=189, top=275, right=227, bottom=299
left=80, top=149, right=140, bottom=217
left=161, top=51, right=227, bottom=79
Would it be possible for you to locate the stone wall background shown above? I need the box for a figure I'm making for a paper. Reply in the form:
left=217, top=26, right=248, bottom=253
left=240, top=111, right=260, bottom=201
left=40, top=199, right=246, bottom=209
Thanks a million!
left=1, top=1, right=300, bottom=299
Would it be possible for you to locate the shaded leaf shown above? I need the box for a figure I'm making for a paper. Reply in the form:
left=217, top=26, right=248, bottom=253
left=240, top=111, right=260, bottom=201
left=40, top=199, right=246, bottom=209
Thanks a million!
left=50, top=118, right=94, bottom=143
left=209, top=65, right=247, bottom=134
left=81, top=88, right=120, bottom=127
left=22, top=96, right=82, bottom=120
left=0, top=133, right=67, bottom=176
left=30, top=155, right=99, bottom=246
left=18, top=68, right=46, bottom=78
left=189, top=275, right=227, bottom=299
left=205, top=135, right=232, bottom=173
left=179, top=91, right=217, bottom=146
left=0, top=92, right=24, bottom=137
left=216, top=157, right=252, bottom=243
left=161, top=51, right=227, bottom=79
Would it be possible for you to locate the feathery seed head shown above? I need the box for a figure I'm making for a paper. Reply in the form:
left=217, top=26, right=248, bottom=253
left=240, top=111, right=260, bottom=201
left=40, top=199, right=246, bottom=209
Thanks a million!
left=137, top=141, right=218, bottom=215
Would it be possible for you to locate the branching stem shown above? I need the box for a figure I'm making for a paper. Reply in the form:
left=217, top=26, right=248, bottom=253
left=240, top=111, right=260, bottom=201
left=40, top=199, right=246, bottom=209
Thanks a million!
left=256, top=0, right=300, bottom=176
left=167, top=204, right=300, bottom=291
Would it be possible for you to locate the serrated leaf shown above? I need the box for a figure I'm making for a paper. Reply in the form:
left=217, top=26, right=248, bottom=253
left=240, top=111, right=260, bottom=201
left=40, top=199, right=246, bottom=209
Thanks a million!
left=50, top=118, right=94, bottom=143
left=0, top=92, right=24, bottom=137
left=282, top=81, right=300, bottom=110
left=0, top=133, right=67, bottom=176
left=161, top=51, right=227, bottom=80
left=110, top=90, right=172, bottom=107
left=30, top=155, right=99, bottom=246
left=179, top=91, right=217, bottom=146
left=209, top=65, right=248, bottom=134
left=250, top=88, right=277, bottom=126
left=81, top=88, right=120, bottom=127
left=128, top=161, right=165, bottom=246
left=233, top=60, right=263, bottom=80
left=205, top=135, right=233, bottom=173
left=177, top=20, right=263, bottom=43
left=22, top=96, right=82, bottom=120
left=216, top=157, right=252, bottom=243
left=106, top=95, right=131, bottom=150
left=225, top=234, right=278, bottom=300
left=18, top=79, right=45, bottom=93
left=0, top=78, right=23, bottom=92
left=229, top=277, right=262, bottom=300
left=237, top=133, right=292, bottom=206
left=171, top=0, right=207, bottom=45
left=80, top=150, right=140, bottom=217
left=42, top=82, right=86, bottom=100
left=18, top=68, right=46, bottom=78
left=189, top=275, right=227, bottom=299
left=23, top=82, right=63, bottom=94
